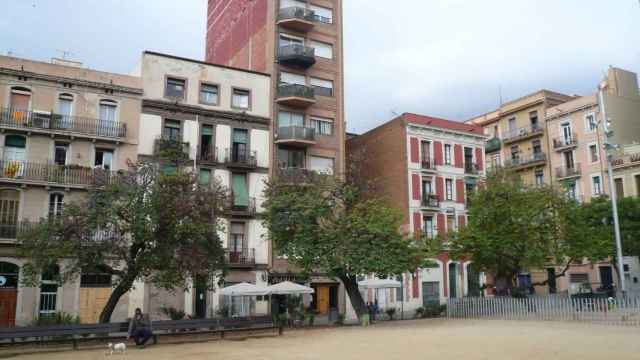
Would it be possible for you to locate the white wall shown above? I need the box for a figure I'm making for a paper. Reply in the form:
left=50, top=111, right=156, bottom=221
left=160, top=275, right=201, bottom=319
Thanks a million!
left=251, top=129, right=270, bottom=168
left=249, top=173, right=268, bottom=211
left=216, top=125, right=231, bottom=162
left=183, top=120, right=199, bottom=160
left=138, top=113, right=162, bottom=156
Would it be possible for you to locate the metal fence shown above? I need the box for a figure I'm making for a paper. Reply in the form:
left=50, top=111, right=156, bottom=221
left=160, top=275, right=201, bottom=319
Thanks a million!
left=447, top=296, right=640, bottom=326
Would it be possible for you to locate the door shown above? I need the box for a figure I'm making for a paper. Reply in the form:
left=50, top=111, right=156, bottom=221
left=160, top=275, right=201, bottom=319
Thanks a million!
left=599, top=266, right=614, bottom=290
left=467, top=264, right=481, bottom=297
left=79, top=287, right=111, bottom=324
left=0, top=262, right=19, bottom=327
left=561, top=123, right=572, bottom=144
left=564, top=151, right=575, bottom=170
left=232, top=129, right=249, bottom=163
left=194, top=276, right=207, bottom=319
left=422, top=282, right=440, bottom=306
left=315, top=285, right=330, bottom=315
left=448, top=263, right=457, bottom=299
left=10, top=90, right=30, bottom=125
left=547, top=268, right=557, bottom=294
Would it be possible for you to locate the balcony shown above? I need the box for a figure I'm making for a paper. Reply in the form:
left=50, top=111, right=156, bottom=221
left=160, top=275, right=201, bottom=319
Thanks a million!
left=277, top=7, right=316, bottom=32
left=275, top=126, right=316, bottom=147
left=277, top=44, right=316, bottom=68
left=0, top=221, right=120, bottom=241
left=485, top=137, right=501, bottom=153
left=553, top=136, right=578, bottom=151
left=555, top=164, right=582, bottom=180
left=504, top=152, right=547, bottom=170
left=421, top=159, right=436, bottom=172
left=226, top=196, right=257, bottom=217
left=502, top=125, right=544, bottom=145
left=277, top=167, right=319, bottom=185
left=154, top=137, right=190, bottom=159
left=225, top=248, right=256, bottom=268
left=421, top=195, right=440, bottom=211
left=0, top=160, right=119, bottom=189
left=0, top=107, right=127, bottom=141
left=223, top=148, right=257, bottom=169
left=464, top=162, right=480, bottom=176
left=198, top=147, right=219, bottom=164
left=276, top=84, right=316, bottom=108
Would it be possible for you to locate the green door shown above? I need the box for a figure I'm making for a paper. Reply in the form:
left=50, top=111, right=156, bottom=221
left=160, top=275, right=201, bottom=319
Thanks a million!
left=449, top=263, right=457, bottom=298
left=422, top=282, right=440, bottom=306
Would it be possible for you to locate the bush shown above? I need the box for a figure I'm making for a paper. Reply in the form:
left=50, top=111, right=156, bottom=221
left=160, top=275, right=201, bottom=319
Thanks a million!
left=32, top=312, right=80, bottom=327
left=414, top=304, right=446, bottom=318
left=160, top=306, right=186, bottom=320
left=385, top=308, right=397, bottom=320
left=335, top=314, right=345, bottom=326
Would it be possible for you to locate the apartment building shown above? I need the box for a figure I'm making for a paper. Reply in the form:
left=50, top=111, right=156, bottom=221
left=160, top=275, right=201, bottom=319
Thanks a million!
left=469, top=90, right=574, bottom=186
left=346, top=113, right=487, bottom=318
left=0, top=55, right=142, bottom=326
left=132, top=51, right=271, bottom=319
left=206, top=0, right=346, bottom=319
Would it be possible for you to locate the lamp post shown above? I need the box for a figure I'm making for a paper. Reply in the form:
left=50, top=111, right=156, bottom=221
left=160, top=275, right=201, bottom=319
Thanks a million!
left=597, top=82, right=626, bottom=296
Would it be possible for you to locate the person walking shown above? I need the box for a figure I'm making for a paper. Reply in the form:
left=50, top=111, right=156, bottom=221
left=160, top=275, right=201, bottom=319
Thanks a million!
left=128, top=308, right=153, bottom=348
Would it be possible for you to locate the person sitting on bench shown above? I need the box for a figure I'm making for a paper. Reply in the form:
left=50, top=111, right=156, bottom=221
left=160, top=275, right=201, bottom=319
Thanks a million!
left=127, top=308, right=153, bottom=347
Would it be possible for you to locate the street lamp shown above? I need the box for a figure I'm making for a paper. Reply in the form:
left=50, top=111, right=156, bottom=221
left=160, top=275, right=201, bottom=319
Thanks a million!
left=597, top=81, right=626, bottom=296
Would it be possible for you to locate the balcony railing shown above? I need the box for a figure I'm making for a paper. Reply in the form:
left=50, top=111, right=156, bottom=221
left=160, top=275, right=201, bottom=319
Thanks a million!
left=277, top=83, right=315, bottom=100
left=504, top=152, right=547, bottom=168
left=225, top=248, right=256, bottom=266
left=276, top=126, right=316, bottom=145
left=277, top=44, right=316, bottom=68
left=421, top=194, right=439, bottom=209
left=421, top=159, right=436, bottom=171
left=154, top=137, right=190, bottom=159
left=553, top=135, right=578, bottom=150
left=485, top=137, right=501, bottom=153
left=198, top=147, right=219, bottom=164
left=0, top=221, right=121, bottom=240
left=277, top=7, right=316, bottom=31
left=277, top=167, right=316, bottom=184
left=464, top=162, right=480, bottom=175
left=227, top=195, right=257, bottom=216
left=0, top=160, right=118, bottom=187
left=555, top=164, right=582, bottom=179
left=503, top=125, right=544, bottom=144
left=223, top=148, right=257, bottom=168
left=0, top=107, right=127, bottom=139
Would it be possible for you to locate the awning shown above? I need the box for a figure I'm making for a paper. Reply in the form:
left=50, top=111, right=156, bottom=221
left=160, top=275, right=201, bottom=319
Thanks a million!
left=358, top=278, right=402, bottom=289
left=220, top=282, right=270, bottom=296
left=267, top=281, right=315, bottom=295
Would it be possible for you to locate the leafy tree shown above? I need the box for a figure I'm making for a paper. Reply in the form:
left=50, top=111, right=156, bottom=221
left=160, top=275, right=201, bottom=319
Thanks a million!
left=18, top=160, right=228, bottom=323
left=263, top=173, right=427, bottom=320
left=449, top=169, right=612, bottom=295
left=580, top=196, right=640, bottom=258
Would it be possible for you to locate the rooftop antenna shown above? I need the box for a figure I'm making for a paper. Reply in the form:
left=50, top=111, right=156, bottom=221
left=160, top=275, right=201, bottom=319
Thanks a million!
left=55, top=49, right=74, bottom=60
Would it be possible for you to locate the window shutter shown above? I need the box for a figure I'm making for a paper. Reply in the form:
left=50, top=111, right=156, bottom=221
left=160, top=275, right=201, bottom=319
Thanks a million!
left=475, top=147, right=484, bottom=171
left=442, top=260, right=449, bottom=297
left=436, top=177, right=444, bottom=202
left=454, top=144, right=463, bottom=168
left=281, top=72, right=306, bottom=85
left=456, top=179, right=465, bottom=204
left=410, top=137, right=419, bottom=163
left=413, top=212, right=422, bottom=235
left=233, top=129, right=248, bottom=144
left=232, top=174, right=249, bottom=207
left=434, top=141, right=443, bottom=165
left=412, top=273, right=419, bottom=299
left=458, top=215, right=466, bottom=229
left=412, top=174, right=421, bottom=200
left=437, top=213, right=445, bottom=233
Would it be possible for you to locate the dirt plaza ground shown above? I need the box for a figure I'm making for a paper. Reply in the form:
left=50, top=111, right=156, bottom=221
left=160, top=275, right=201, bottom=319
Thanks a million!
left=7, top=319, right=640, bottom=360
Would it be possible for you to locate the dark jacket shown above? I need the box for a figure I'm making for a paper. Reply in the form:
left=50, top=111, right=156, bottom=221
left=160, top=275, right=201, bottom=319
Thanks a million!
left=128, top=313, right=152, bottom=335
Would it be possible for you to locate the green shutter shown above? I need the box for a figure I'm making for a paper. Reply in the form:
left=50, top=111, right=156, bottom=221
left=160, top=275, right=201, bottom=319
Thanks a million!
left=199, top=169, right=210, bottom=186
left=163, top=165, right=177, bottom=176
left=202, top=126, right=213, bottom=136
left=233, top=129, right=248, bottom=144
left=5, top=135, right=26, bottom=148
left=232, top=174, right=249, bottom=207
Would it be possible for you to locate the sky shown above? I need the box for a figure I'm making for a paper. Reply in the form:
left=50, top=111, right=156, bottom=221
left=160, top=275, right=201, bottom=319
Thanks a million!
left=1, top=0, right=639, bottom=134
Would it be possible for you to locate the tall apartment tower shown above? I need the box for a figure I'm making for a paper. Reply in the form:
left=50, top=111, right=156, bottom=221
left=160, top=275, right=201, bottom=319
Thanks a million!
left=206, top=0, right=346, bottom=179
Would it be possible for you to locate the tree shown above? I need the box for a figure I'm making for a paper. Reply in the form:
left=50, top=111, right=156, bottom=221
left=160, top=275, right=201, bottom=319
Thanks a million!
left=449, top=169, right=612, bottom=295
left=263, top=172, right=428, bottom=320
left=580, top=196, right=640, bottom=258
left=18, top=160, right=229, bottom=323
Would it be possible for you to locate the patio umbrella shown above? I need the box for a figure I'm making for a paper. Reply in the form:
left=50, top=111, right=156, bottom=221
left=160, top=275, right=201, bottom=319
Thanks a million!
left=358, top=278, right=401, bottom=289
left=220, top=282, right=270, bottom=296
left=268, top=281, right=315, bottom=295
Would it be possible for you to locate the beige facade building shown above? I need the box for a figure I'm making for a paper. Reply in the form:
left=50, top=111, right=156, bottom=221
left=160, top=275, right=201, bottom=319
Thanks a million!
left=0, top=55, right=142, bottom=326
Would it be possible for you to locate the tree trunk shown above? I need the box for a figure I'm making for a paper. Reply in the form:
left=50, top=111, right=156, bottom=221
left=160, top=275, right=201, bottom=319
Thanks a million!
left=339, top=274, right=367, bottom=320
left=98, top=276, right=135, bottom=323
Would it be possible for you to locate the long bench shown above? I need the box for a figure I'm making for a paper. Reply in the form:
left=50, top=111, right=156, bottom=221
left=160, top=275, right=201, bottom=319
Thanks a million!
left=0, top=316, right=279, bottom=350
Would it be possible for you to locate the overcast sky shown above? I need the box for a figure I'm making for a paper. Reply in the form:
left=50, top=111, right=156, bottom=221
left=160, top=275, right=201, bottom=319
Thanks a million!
left=1, top=0, right=639, bottom=133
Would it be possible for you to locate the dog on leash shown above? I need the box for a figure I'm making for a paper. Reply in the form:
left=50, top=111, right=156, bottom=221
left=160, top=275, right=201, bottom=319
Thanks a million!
left=107, top=342, right=127, bottom=356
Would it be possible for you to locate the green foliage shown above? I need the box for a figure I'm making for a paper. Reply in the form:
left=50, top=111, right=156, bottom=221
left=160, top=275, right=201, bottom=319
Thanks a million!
left=18, top=160, right=229, bottom=323
left=385, top=308, right=397, bottom=320
left=32, top=312, right=80, bottom=327
left=580, top=196, right=640, bottom=257
left=449, top=168, right=612, bottom=293
left=160, top=306, right=186, bottom=320
left=335, top=313, right=346, bottom=326
left=414, top=304, right=446, bottom=318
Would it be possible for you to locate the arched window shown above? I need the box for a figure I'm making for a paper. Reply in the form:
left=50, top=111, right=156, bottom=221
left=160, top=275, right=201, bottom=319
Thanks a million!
left=39, top=264, right=60, bottom=316
left=0, top=262, right=19, bottom=289
left=0, top=190, right=20, bottom=239
left=48, top=193, right=64, bottom=218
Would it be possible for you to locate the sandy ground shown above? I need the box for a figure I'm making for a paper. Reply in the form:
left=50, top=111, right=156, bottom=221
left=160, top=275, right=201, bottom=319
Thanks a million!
left=5, top=319, right=640, bottom=360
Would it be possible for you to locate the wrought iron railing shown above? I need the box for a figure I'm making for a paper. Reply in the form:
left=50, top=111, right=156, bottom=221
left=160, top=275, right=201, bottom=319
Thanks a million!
left=0, top=107, right=127, bottom=139
left=485, top=137, right=501, bottom=153
left=503, top=125, right=543, bottom=143
left=465, top=162, right=480, bottom=175
left=198, top=146, right=218, bottom=164
left=0, top=160, right=118, bottom=187
left=227, top=195, right=257, bottom=215
left=277, top=84, right=315, bottom=100
left=225, top=248, right=255, bottom=266
left=154, top=137, right=190, bottom=158
left=504, top=152, right=547, bottom=168
left=278, top=6, right=316, bottom=22
left=421, top=158, right=436, bottom=170
left=223, top=148, right=257, bottom=168
left=553, top=135, right=578, bottom=149
left=421, top=194, right=439, bottom=208
left=278, top=44, right=316, bottom=67
left=556, top=164, right=582, bottom=179
left=277, top=167, right=315, bottom=184
left=277, top=126, right=316, bottom=142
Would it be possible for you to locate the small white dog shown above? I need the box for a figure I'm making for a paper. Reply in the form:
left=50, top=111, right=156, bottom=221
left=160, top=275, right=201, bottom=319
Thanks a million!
left=107, top=342, right=127, bottom=356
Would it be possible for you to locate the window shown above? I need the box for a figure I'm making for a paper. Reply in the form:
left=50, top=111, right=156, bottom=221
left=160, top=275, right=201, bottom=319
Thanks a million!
left=280, top=0, right=306, bottom=9
left=278, top=146, right=305, bottom=168
left=309, top=40, right=333, bottom=59
left=589, top=144, right=599, bottom=163
left=232, top=173, right=250, bottom=208
left=3, top=135, right=26, bottom=176
left=592, top=175, right=602, bottom=195
left=508, top=117, right=517, bottom=132
left=39, top=265, right=59, bottom=316
left=510, top=145, right=519, bottom=161
left=200, top=125, right=214, bottom=161
left=420, top=141, right=431, bottom=163
left=532, top=139, right=542, bottom=155
left=165, top=77, right=186, bottom=99
left=422, top=179, right=432, bottom=197
left=309, top=156, right=334, bottom=175
left=311, top=117, right=333, bottom=136
left=10, top=87, right=31, bottom=110
left=563, top=151, right=575, bottom=170
left=635, top=174, right=640, bottom=196
left=57, top=93, right=73, bottom=128
left=585, top=113, right=597, bottom=132
left=0, top=190, right=20, bottom=239
left=98, top=100, right=118, bottom=136
left=48, top=193, right=64, bottom=218
left=491, top=153, right=501, bottom=169
left=199, top=83, right=219, bottom=105
left=446, top=215, right=455, bottom=232
left=569, top=273, right=589, bottom=284
left=95, top=149, right=114, bottom=170
left=54, top=142, right=68, bottom=166
left=278, top=111, right=304, bottom=128
left=493, top=125, right=499, bottom=138
left=80, top=273, right=112, bottom=288
left=423, top=216, right=434, bottom=239
left=444, top=144, right=452, bottom=165
left=229, top=222, right=246, bottom=253
left=535, top=170, right=544, bottom=186
left=310, top=77, right=333, bottom=96
left=566, top=182, right=577, bottom=200
left=309, top=4, right=333, bottom=23
left=232, top=128, right=249, bottom=162
left=529, top=111, right=539, bottom=129
left=199, top=169, right=211, bottom=186
left=445, top=179, right=453, bottom=201
left=163, top=119, right=181, bottom=141
left=561, top=122, right=572, bottom=144
left=465, top=183, right=475, bottom=203
left=615, top=178, right=624, bottom=198
left=232, top=88, right=250, bottom=109
left=280, top=72, right=306, bottom=85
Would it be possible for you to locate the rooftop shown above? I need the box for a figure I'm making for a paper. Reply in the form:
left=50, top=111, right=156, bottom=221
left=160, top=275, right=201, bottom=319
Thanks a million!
left=403, top=113, right=485, bottom=135
left=143, top=51, right=271, bottom=77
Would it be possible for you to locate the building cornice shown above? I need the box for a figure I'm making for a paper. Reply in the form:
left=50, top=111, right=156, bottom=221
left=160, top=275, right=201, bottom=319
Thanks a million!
left=407, top=123, right=488, bottom=142
left=546, top=102, right=598, bottom=121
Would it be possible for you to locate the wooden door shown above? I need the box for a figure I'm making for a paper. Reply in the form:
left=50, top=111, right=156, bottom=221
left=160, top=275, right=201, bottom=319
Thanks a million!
left=79, top=287, right=111, bottom=324
left=316, top=286, right=330, bottom=315
left=0, top=290, right=17, bottom=327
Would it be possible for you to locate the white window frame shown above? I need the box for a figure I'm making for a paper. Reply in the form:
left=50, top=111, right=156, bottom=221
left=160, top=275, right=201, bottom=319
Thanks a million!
left=591, top=174, right=603, bottom=196
left=584, top=112, right=598, bottom=133
left=310, top=116, right=333, bottom=136
left=445, top=178, right=454, bottom=201
left=586, top=142, right=599, bottom=164
left=444, top=144, right=452, bottom=165
left=308, top=40, right=333, bottom=59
